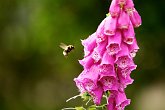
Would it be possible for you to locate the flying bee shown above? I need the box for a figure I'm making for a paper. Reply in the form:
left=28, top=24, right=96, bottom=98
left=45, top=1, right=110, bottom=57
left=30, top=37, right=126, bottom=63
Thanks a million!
left=59, top=43, right=75, bottom=57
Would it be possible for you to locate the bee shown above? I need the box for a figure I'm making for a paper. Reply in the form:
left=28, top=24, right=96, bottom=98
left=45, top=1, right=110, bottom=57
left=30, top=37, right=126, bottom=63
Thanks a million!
left=59, top=43, right=75, bottom=57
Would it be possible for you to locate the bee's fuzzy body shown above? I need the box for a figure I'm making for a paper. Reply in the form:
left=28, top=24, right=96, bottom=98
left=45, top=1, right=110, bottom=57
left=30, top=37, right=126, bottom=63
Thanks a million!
left=60, top=43, right=74, bottom=57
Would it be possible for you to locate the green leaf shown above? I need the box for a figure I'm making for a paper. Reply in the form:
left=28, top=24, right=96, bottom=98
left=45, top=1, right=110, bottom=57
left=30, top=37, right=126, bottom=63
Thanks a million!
left=87, top=108, right=97, bottom=110
left=75, top=106, right=86, bottom=110
left=106, top=13, right=110, bottom=17
left=105, top=90, right=111, bottom=97
left=87, top=105, right=97, bottom=110
left=81, top=92, right=91, bottom=101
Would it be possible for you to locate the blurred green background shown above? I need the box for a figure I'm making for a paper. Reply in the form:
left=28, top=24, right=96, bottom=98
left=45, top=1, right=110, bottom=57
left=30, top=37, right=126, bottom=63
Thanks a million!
left=0, top=0, right=165, bottom=110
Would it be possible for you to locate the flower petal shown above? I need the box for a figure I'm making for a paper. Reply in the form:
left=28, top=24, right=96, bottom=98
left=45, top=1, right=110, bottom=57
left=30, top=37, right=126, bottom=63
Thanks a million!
left=96, top=18, right=107, bottom=43
left=106, top=31, right=122, bottom=55
left=117, top=10, right=130, bottom=29
left=123, top=22, right=135, bottom=45
left=128, top=39, right=139, bottom=57
left=82, top=33, right=97, bottom=57
left=104, top=15, right=117, bottom=36
left=99, top=68, right=118, bottom=91
left=107, top=94, right=116, bottom=110
left=79, top=54, right=94, bottom=69
left=89, top=84, right=103, bottom=105
left=117, top=65, right=137, bottom=88
left=115, top=91, right=131, bottom=109
left=109, top=0, right=120, bottom=17
left=102, top=50, right=115, bottom=65
left=124, top=0, right=134, bottom=11
left=129, top=8, right=142, bottom=28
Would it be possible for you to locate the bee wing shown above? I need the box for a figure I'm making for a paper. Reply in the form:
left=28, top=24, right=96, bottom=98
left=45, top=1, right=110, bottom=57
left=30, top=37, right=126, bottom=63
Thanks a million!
left=59, top=43, right=67, bottom=49
left=63, top=51, right=68, bottom=56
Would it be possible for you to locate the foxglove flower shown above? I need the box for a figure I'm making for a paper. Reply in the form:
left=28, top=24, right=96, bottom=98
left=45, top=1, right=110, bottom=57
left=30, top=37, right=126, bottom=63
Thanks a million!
left=123, top=22, right=135, bottom=45
left=107, top=91, right=131, bottom=110
left=115, top=43, right=134, bottom=69
left=109, top=0, right=120, bottom=17
left=104, top=15, right=117, bottom=36
left=102, top=51, right=115, bottom=65
left=73, top=0, right=142, bottom=109
left=129, top=8, right=142, bottom=28
left=114, top=91, right=131, bottom=110
left=79, top=54, right=94, bottom=69
left=117, top=10, right=130, bottom=29
left=117, top=65, right=137, bottom=89
left=96, top=18, right=106, bottom=43
left=106, top=31, right=122, bottom=55
left=82, top=33, right=96, bottom=57
left=124, top=0, right=134, bottom=10
left=94, top=39, right=108, bottom=60
left=107, top=94, right=116, bottom=110
left=128, top=39, right=139, bottom=58
left=89, top=83, right=103, bottom=105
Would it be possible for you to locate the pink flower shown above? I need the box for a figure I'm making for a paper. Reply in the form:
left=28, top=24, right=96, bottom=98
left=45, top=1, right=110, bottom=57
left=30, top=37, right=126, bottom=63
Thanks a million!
left=74, top=0, right=141, bottom=109
left=123, top=22, right=135, bottom=45
left=96, top=18, right=106, bottom=43
left=107, top=94, right=116, bottom=110
left=92, top=51, right=101, bottom=63
left=74, top=79, right=85, bottom=93
left=118, top=0, right=127, bottom=6
left=89, top=83, right=103, bottom=105
left=109, top=0, right=120, bottom=17
left=107, top=91, right=130, bottom=110
left=128, top=39, right=139, bottom=57
left=83, top=69, right=99, bottom=92
left=82, top=33, right=97, bottom=57
left=117, top=65, right=137, bottom=88
left=115, top=91, right=131, bottom=110
left=99, top=65, right=118, bottom=91
left=99, top=64, right=114, bottom=74
left=74, top=70, right=88, bottom=93
left=117, top=10, right=130, bottom=29
left=106, top=31, right=122, bottom=55
left=74, top=65, right=100, bottom=92
left=115, top=43, right=134, bottom=69
left=99, top=75, right=119, bottom=91
left=102, top=51, right=115, bottom=65
left=95, top=39, right=108, bottom=58
left=124, top=0, right=134, bottom=10
left=129, top=8, right=142, bottom=28
left=115, top=56, right=133, bottom=69
left=79, top=54, right=94, bottom=69
left=104, top=15, right=117, bottom=36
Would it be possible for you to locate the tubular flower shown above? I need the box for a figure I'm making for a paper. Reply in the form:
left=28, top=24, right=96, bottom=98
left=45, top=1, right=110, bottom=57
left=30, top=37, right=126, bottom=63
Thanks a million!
left=104, top=15, right=117, bottom=36
left=106, top=30, right=122, bottom=55
left=74, top=0, right=141, bottom=109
